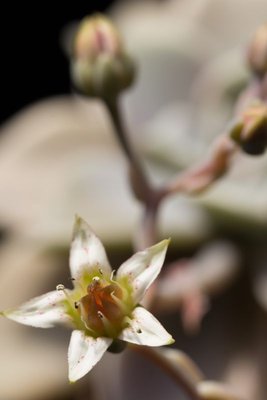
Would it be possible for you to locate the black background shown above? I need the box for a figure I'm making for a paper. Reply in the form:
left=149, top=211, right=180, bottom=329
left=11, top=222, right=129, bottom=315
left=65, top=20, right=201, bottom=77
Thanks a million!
left=0, top=1, right=115, bottom=123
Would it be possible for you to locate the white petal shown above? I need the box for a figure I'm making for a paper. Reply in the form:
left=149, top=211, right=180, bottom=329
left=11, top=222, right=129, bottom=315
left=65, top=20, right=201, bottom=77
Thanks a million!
left=68, top=330, right=112, bottom=382
left=3, top=290, right=71, bottom=328
left=70, top=216, right=111, bottom=281
left=117, top=239, right=170, bottom=304
left=119, top=307, right=174, bottom=346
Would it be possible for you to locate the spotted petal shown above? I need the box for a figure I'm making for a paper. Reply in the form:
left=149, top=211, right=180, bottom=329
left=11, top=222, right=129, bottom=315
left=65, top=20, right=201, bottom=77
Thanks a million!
left=68, top=330, right=112, bottom=382
left=3, top=290, right=71, bottom=328
left=117, top=239, right=170, bottom=304
left=119, top=307, right=174, bottom=346
left=70, top=216, right=111, bottom=281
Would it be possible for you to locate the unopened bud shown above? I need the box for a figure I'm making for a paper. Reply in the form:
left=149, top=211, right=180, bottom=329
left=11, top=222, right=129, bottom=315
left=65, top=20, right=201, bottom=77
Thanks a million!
left=230, top=103, right=267, bottom=155
left=247, top=23, right=267, bottom=77
left=74, top=14, right=122, bottom=61
left=71, top=14, right=136, bottom=99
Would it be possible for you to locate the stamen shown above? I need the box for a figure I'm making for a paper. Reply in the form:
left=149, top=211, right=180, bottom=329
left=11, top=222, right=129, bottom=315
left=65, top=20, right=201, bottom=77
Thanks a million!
left=99, top=268, right=103, bottom=275
left=56, top=284, right=70, bottom=300
left=110, top=270, right=116, bottom=282
left=97, top=311, right=104, bottom=319
left=97, top=311, right=116, bottom=336
left=56, top=284, right=77, bottom=313
left=92, top=276, right=100, bottom=283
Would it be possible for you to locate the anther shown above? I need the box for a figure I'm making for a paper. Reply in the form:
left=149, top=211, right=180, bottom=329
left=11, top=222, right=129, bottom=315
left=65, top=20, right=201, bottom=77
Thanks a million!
left=137, top=329, right=142, bottom=334
left=74, top=301, right=79, bottom=309
left=99, top=268, right=103, bottom=275
left=56, top=284, right=77, bottom=313
left=93, top=276, right=100, bottom=282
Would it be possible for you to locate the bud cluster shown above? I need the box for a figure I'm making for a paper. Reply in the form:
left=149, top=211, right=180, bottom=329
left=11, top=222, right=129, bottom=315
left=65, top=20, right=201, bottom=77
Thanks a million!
left=71, top=14, right=136, bottom=99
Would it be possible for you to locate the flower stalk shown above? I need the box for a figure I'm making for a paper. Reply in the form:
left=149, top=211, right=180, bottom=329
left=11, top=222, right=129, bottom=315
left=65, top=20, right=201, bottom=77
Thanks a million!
left=104, top=97, right=157, bottom=207
left=130, top=345, right=202, bottom=400
left=104, top=97, right=164, bottom=251
left=160, top=134, right=237, bottom=197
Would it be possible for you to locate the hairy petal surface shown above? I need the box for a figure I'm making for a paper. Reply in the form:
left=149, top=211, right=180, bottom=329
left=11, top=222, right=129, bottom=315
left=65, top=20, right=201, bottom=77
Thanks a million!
left=117, top=239, right=170, bottom=304
left=70, top=216, right=111, bottom=281
left=119, top=307, right=174, bottom=346
left=68, top=330, right=112, bottom=382
left=3, top=290, right=71, bottom=328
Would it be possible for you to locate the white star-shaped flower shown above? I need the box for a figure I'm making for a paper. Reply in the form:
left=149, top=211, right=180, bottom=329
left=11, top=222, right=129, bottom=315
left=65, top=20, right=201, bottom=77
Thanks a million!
left=3, top=216, right=174, bottom=382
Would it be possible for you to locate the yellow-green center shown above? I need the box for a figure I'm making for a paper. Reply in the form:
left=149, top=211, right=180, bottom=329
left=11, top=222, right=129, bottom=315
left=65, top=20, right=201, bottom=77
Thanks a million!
left=61, top=271, right=134, bottom=338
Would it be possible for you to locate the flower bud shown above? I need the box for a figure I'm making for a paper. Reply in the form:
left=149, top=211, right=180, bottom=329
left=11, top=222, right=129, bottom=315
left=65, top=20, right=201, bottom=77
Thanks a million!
left=230, top=103, right=267, bottom=155
left=247, top=23, right=267, bottom=77
left=71, top=14, right=136, bottom=99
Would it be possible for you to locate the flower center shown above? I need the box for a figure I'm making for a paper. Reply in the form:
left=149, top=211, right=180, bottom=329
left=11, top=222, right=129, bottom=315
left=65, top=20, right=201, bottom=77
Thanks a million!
left=78, top=277, right=127, bottom=337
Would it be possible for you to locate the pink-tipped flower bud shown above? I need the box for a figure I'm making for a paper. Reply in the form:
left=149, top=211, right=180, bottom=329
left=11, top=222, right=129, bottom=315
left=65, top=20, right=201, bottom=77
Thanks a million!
left=71, top=14, right=136, bottom=99
left=230, top=102, right=267, bottom=155
left=247, top=23, right=267, bottom=77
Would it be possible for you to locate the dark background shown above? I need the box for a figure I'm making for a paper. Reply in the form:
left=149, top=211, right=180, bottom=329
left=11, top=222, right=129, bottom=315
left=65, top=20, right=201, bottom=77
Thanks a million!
left=0, top=1, right=115, bottom=123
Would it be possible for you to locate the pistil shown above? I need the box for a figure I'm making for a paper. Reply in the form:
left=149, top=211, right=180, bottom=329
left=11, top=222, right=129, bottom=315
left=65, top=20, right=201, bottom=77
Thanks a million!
left=78, top=277, right=128, bottom=337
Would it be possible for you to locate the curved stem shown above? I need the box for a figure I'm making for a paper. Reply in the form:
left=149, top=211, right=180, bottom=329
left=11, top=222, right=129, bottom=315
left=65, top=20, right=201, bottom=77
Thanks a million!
left=130, top=345, right=202, bottom=400
left=104, top=97, right=155, bottom=206
left=104, top=97, right=136, bottom=164
left=159, top=134, right=237, bottom=198
left=104, top=96, right=163, bottom=252
left=133, top=206, right=159, bottom=251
